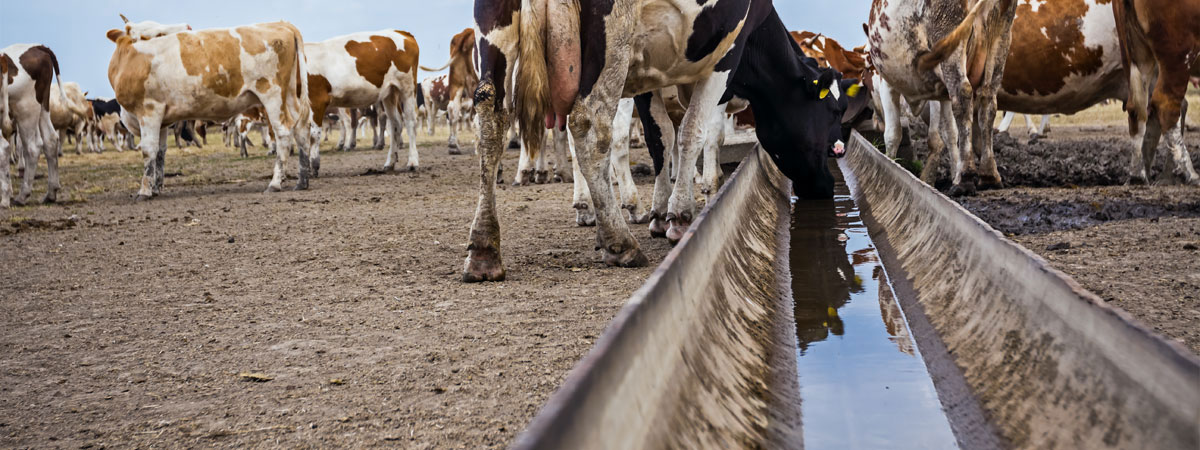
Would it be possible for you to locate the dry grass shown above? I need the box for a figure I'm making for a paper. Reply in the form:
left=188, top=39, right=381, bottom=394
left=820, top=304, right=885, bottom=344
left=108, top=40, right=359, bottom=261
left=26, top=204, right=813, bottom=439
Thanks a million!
left=4, top=122, right=475, bottom=210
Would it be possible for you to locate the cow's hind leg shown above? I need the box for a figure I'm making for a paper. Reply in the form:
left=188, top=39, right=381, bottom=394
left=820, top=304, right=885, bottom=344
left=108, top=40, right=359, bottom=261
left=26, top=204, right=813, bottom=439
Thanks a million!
left=39, top=112, right=62, bottom=203
left=463, top=81, right=509, bottom=282
left=401, top=91, right=420, bottom=170
left=134, top=113, right=163, bottom=201
left=551, top=125, right=572, bottom=182
left=0, top=133, right=11, bottom=208
left=611, top=98, right=647, bottom=223
left=666, top=72, right=729, bottom=243
left=570, top=133, right=596, bottom=226
left=448, top=92, right=463, bottom=153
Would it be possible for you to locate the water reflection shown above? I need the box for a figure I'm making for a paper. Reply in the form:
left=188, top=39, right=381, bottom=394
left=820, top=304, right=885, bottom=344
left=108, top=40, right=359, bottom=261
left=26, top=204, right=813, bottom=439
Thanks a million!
left=789, top=162, right=957, bottom=449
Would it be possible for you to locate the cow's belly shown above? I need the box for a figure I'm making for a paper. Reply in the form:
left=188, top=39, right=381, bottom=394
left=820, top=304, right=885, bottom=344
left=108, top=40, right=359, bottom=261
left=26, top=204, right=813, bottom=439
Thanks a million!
left=622, top=0, right=745, bottom=96
left=998, top=67, right=1125, bottom=114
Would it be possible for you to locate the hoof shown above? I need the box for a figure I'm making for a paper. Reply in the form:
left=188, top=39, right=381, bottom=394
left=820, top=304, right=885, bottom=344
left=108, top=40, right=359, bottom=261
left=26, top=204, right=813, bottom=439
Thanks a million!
left=265, top=184, right=282, bottom=193
left=448, top=147, right=463, bottom=155
left=649, top=216, right=668, bottom=238
left=947, top=181, right=977, bottom=197
left=574, top=203, right=596, bottom=227
left=534, top=170, right=550, bottom=184
left=665, top=213, right=692, bottom=244
left=978, top=177, right=1004, bottom=191
left=603, top=245, right=649, bottom=268
left=463, top=253, right=506, bottom=282
left=626, top=210, right=650, bottom=225
left=42, top=192, right=57, bottom=204
left=293, top=180, right=309, bottom=191
left=134, top=194, right=152, bottom=202
left=406, top=164, right=418, bottom=172
left=383, top=164, right=396, bottom=172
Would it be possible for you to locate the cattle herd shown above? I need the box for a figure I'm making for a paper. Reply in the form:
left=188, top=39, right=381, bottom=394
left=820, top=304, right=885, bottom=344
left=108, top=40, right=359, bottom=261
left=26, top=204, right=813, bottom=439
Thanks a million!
left=1, top=0, right=1197, bottom=283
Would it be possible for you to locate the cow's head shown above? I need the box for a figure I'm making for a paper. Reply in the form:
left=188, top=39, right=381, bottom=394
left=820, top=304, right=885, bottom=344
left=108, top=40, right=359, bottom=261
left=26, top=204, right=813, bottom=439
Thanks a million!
left=755, top=60, right=860, bottom=200
left=119, top=14, right=191, bottom=41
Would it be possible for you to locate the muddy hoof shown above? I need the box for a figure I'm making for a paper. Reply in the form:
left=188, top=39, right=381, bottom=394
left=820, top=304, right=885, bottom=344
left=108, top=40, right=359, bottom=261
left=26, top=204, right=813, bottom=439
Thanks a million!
left=626, top=210, right=650, bottom=225
left=977, top=177, right=1004, bottom=191
left=134, top=194, right=152, bottom=202
left=42, top=192, right=57, bottom=204
left=265, top=184, right=282, bottom=193
left=406, top=164, right=418, bottom=172
left=603, top=246, right=649, bottom=268
left=947, top=182, right=976, bottom=197
left=534, top=170, right=550, bottom=184
left=293, top=180, right=309, bottom=191
left=448, top=147, right=462, bottom=155
left=649, top=217, right=668, bottom=238
left=463, top=254, right=506, bottom=282
left=575, top=209, right=596, bottom=227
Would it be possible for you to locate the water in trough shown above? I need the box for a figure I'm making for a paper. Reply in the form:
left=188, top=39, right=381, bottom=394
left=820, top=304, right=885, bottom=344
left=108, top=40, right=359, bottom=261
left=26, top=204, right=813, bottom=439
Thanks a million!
left=789, top=163, right=958, bottom=449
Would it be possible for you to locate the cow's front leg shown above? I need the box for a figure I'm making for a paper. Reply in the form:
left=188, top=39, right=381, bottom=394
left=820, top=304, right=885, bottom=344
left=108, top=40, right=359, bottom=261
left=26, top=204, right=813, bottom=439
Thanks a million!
left=38, top=113, right=62, bottom=203
left=134, top=113, right=163, bottom=201
left=635, top=91, right=676, bottom=238
left=699, top=103, right=725, bottom=197
left=402, top=92, right=421, bottom=170
left=569, top=133, right=595, bottom=226
left=0, top=134, right=10, bottom=208
left=448, top=94, right=463, bottom=153
left=571, top=100, right=646, bottom=267
left=153, top=127, right=168, bottom=195
left=611, top=98, right=647, bottom=223
left=666, top=73, right=729, bottom=243
left=464, top=82, right=509, bottom=282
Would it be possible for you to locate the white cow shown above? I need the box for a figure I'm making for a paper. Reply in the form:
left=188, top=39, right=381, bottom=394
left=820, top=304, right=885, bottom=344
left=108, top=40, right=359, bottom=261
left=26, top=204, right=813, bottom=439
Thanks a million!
left=50, top=82, right=97, bottom=154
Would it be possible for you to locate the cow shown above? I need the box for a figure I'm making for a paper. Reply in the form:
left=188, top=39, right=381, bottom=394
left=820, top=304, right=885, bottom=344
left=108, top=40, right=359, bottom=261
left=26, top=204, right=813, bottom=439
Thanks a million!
left=420, top=28, right=479, bottom=153
left=868, top=0, right=1018, bottom=194
left=421, top=74, right=450, bottom=135
left=465, top=0, right=853, bottom=281
left=90, top=98, right=130, bottom=151
left=106, top=21, right=313, bottom=199
left=1114, top=0, right=1200, bottom=184
left=1, top=44, right=65, bottom=207
left=229, top=107, right=275, bottom=157
left=306, top=29, right=420, bottom=175
left=0, top=54, right=10, bottom=207
left=49, top=81, right=98, bottom=154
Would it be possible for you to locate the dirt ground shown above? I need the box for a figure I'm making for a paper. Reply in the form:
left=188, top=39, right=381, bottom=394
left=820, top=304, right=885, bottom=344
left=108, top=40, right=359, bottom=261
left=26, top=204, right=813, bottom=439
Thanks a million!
left=0, top=129, right=673, bottom=448
left=936, top=123, right=1200, bottom=354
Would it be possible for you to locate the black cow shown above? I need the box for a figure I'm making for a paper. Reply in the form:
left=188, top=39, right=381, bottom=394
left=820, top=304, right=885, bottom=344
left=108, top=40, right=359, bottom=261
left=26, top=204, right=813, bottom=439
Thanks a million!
left=464, top=0, right=852, bottom=282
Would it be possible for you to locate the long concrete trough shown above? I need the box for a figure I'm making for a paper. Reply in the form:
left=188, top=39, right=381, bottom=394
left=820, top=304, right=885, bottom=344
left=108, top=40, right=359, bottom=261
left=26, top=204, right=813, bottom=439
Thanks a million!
left=512, top=132, right=1200, bottom=449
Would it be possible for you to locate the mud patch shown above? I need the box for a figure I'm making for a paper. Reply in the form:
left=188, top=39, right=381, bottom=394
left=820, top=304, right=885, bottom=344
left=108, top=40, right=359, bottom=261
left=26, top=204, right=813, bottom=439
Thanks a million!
left=3, top=216, right=81, bottom=235
left=960, top=186, right=1200, bottom=235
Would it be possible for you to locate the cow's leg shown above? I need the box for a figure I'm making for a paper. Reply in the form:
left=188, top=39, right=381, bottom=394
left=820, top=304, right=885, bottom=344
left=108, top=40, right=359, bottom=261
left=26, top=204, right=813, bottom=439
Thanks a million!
left=570, top=98, right=646, bottom=266
left=0, top=133, right=10, bottom=208
left=514, top=138, right=533, bottom=186
left=380, top=91, right=408, bottom=171
left=153, top=128, right=168, bottom=194
left=402, top=92, right=421, bottom=170
left=877, top=76, right=904, bottom=159
left=448, top=93, right=463, bottom=153
left=551, top=124, right=572, bottom=182
left=922, top=101, right=947, bottom=186
left=133, top=113, right=163, bottom=201
left=699, top=104, right=725, bottom=197
left=373, top=106, right=385, bottom=150
left=942, top=68, right=977, bottom=195
left=610, top=98, right=646, bottom=223
left=570, top=132, right=596, bottom=226
left=310, top=125, right=322, bottom=179
left=463, top=80, right=509, bottom=281
left=997, top=111, right=1015, bottom=133
left=634, top=91, right=676, bottom=238
left=665, top=73, right=728, bottom=242
left=38, top=112, right=62, bottom=203
left=72, top=125, right=84, bottom=154
left=262, top=108, right=294, bottom=192
left=533, top=134, right=550, bottom=184
left=1151, top=63, right=1200, bottom=184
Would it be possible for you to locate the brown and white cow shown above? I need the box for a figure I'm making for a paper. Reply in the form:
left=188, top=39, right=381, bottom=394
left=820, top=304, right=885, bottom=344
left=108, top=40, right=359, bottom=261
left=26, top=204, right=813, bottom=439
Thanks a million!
left=306, top=29, right=420, bottom=175
left=420, top=28, right=479, bottom=152
left=868, top=0, right=1018, bottom=194
left=106, top=21, right=313, bottom=199
left=420, top=74, right=450, bottom=134
left=49, top=81, right=98, bottom=154
left=1, top=44, right=65, bottom=207
left=1114, top=0, right=1199, bottom=184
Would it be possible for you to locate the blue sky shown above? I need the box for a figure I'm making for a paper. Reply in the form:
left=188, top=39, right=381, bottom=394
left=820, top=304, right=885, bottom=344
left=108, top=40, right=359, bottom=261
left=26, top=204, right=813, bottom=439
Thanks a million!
left=0, top=0, right=874, bottom=99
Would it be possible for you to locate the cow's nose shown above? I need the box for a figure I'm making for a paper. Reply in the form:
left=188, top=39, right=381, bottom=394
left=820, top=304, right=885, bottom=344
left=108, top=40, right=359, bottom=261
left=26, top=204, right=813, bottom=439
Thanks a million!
left=829, top=140, right=846, bottom=158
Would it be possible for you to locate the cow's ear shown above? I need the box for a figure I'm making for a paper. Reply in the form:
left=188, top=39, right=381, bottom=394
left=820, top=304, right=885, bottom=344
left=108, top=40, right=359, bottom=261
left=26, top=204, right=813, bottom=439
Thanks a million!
left=106, top=29, right=127, bottom=43
left=816, top=70, right=836, bottom=99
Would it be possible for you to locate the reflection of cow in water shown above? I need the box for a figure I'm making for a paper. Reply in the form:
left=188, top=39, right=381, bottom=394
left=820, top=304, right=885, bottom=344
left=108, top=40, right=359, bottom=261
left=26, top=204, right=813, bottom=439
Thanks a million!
left=874, top=265, right=915, bottom=356
left=790, top=196, right=862, bottom=352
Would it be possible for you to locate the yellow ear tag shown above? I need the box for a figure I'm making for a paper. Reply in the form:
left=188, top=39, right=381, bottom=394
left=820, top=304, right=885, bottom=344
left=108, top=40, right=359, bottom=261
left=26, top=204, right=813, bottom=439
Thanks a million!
left=813, top=80, right=819, bottom=85
left=846, top=83, right=862, bottom=98
left=819, top=88, right=830, bottom=99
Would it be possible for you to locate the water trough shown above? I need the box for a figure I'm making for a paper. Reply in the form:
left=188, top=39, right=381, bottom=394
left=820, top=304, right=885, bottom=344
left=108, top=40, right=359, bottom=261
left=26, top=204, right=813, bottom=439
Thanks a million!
left=513, top=132, right=1200, bottom=449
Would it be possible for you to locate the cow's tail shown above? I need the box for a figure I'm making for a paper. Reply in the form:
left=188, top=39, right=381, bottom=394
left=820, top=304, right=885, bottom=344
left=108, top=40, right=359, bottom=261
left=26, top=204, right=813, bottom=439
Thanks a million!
left=416, top=84, right=425, bottom=108
left=293, top=33, right=311, bottom=127
left=514, top=0, right=550, bottom=160
left=916, top=0, right=997, bottom=72
left=1, top=57, right=10, bottom=133
left=420, top=61, right=451, bottom=72
left=43, top=45, right=67, bottom=107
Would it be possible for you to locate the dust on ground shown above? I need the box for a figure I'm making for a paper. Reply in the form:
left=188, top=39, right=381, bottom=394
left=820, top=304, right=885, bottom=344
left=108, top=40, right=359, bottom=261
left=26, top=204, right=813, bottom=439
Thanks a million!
left=0, top=130, right=673, bottom=448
